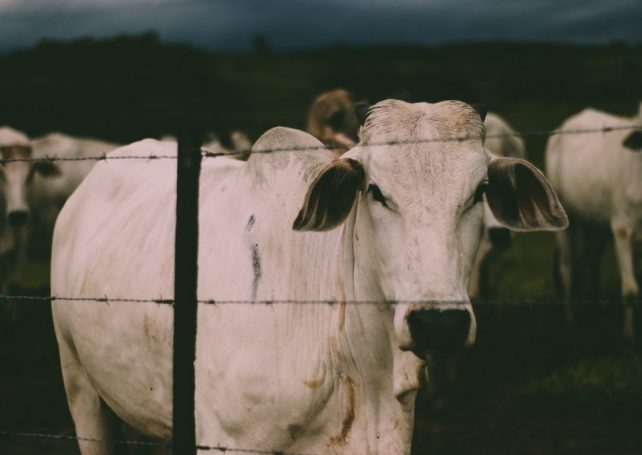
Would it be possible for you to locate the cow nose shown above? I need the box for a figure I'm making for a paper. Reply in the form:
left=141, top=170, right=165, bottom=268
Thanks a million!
left=8, top=210, right=29, bottom=226
left=488, top=227, right=511, bottom=250
left=407, top=309, right=472, bottom=353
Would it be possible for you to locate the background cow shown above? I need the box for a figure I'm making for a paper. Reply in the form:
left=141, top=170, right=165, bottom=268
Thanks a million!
left=0, top=126, right=40, bottom=295
left=51, top=99, right=566, bottom=455
left=306, top=88, right=362, bottom=156
left=31, top=133, right=118, bottom=231
left=468, top=113, right=527, bottom=300
left=546, top=102, right=642, bottom=342
left=0, top=130, right=117, bottom=300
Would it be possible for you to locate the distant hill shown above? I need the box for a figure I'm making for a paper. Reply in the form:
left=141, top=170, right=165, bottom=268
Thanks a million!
left=1, top=32, right=641, bottom=152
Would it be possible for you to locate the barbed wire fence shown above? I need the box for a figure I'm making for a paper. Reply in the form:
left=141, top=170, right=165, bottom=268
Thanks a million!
left=1, top=123, right=641, bottom=454
left=1, top=124, right=640, bottom=164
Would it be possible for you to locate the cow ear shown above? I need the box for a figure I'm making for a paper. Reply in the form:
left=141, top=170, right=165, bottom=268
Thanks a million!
left=486, top=157, right=568, bottom=231
left=293, top=158, right=365, bottom=231
left=33, top=160, right=61, bottom=177
left=623, top=130, right=642, bottom=151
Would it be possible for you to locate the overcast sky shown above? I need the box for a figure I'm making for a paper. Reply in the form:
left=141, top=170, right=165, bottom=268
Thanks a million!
left=1, top=0, right=641, bottom=53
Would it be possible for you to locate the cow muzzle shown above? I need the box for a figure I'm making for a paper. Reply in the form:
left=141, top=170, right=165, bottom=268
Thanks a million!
left=8, top=210, right=29, bottom=226
left=406, top=307, right=474, bottom=355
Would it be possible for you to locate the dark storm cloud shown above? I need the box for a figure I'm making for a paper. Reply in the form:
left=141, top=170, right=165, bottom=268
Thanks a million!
left=1, top=0, right=641, bottom=52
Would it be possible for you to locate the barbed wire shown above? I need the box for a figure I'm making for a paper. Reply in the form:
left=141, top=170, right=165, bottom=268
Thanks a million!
left=0, top=154, right=178, bottom=164
left=0, top=430, right=169, bottom=448
left=1, top=124, right=640, bottom=164
left=207, top=124, right=642, bottom=158
left=0, top=294, right=638, bottom=305
left=0, top=430, right=317, bottom=454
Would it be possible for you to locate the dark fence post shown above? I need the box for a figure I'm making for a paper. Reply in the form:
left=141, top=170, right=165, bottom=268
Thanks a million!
left=173, top=135, right=202, bottom=455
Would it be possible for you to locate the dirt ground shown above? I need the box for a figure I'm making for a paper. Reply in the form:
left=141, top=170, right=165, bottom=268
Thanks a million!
left=1, top=298, right=641, bottom=455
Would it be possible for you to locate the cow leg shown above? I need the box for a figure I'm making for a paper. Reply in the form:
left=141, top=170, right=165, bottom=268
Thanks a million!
left=57, top=339, right=126, bottom=455
left=555, top=228, right=574, bottom=322
left=611, top=221, right=638, bottom=343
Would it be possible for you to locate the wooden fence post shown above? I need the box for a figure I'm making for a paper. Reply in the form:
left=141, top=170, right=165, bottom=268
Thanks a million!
left=173, top=135, right=202, bottom=455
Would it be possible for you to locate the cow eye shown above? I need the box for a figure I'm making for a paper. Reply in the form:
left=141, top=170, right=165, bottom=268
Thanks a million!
left=473, top=181, right=489, bottom=204
left=368, top=184, right=389, bottom=208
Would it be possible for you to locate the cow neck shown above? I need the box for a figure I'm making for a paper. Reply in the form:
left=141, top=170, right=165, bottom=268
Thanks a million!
left=345, top=195, right=426, bottom=402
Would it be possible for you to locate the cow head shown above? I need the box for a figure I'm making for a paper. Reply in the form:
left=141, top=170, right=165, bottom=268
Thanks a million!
left=0, top=127, right=59, bottom=227
left=306, top=89, right=362, bottom=156
left=294, top=100, right=568, bottom=358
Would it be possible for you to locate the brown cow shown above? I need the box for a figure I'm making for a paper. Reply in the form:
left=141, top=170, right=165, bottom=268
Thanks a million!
left=306, top=89, right=363, bottom=157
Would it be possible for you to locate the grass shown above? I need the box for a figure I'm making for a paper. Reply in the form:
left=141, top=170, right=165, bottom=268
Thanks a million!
left=522, top=356, right=642, bottom=415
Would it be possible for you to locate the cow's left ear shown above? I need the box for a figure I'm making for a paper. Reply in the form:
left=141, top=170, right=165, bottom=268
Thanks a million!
left=293, top=158, right=365, bottom=231
left=486, top=157, right=568, bottom=231
left=623, top=130, right=642, bottom=151
left=33, top=160, right=61, bottom=177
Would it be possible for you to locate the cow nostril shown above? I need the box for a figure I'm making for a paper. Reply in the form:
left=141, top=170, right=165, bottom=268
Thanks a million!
left=407, top=309, right=471, bottom=354
left=8, top=211, right=29, bottom=226
left=488, top=227, right=511, bottom=250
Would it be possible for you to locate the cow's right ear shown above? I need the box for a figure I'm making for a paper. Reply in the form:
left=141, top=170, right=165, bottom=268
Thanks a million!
left=623, top=130, right=642, bottom=151
left=293, top=158, right=365, bottom=231
left=486, top=157, right=568, bottom=231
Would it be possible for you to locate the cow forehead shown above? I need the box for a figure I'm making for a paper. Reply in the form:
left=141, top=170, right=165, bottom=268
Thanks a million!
left=359, top=99, right=488, bottom=198
left=361, top=99, right=485, bottom=143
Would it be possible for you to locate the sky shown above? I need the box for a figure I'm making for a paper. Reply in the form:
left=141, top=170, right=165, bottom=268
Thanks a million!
left=1, top=0, right=641, bottom=53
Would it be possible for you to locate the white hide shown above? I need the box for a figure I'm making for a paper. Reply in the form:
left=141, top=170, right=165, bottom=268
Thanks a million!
left=468, top=113, right=526, bottom=299
left=0, top=126, right=33, bottom=288
left=0, top=126, right=32, bottom=216
left=52, top=100, right=565, bottom=455
left=31, top=132, right=119, bottom=229
left=545, top=105, right=642, bottom=339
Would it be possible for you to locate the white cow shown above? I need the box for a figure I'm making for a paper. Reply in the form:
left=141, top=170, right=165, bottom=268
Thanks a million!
left=0, top=126, right=62, bottom=294
left=546, top=103, right=642, bottom=341
left=468, top=113, right=527, bottom=299
left=31, top=133, right=118, bottom=230
left=52, top=100, right=567, bottom=455
left=0, top=130, right=117, bottom=294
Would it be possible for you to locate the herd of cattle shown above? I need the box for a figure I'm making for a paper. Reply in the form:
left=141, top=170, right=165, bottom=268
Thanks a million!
left=2, top=90, right=642, bottom=454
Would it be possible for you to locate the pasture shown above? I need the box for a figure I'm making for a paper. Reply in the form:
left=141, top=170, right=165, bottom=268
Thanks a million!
left=1, top=35, right=642, bottom=453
